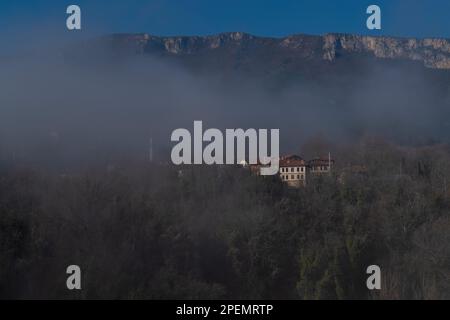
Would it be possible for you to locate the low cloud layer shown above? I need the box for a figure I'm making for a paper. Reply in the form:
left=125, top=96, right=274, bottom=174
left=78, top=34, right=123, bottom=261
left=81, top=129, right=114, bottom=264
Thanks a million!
left=1, top=35, right=449, bottom=170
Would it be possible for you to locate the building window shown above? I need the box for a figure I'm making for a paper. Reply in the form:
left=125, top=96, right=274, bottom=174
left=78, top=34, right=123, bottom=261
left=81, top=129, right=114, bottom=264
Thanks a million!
left=291, top=175, right=294, bottom=179
left=297, top=174, right=300, bottom=179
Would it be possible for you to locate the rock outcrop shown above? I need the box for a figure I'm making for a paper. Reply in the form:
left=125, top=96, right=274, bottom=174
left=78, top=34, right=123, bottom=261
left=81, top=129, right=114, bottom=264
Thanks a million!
left=104, top=32, right=450, bottom=69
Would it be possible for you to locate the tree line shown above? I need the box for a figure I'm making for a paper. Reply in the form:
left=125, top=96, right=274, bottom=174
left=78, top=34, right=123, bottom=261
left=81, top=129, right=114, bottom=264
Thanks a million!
left=0, top=139, right=449, bottom=299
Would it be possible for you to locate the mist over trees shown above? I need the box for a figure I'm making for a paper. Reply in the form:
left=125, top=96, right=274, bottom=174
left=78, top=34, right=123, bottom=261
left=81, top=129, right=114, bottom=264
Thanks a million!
left=1, top=139, right=449, bottom=299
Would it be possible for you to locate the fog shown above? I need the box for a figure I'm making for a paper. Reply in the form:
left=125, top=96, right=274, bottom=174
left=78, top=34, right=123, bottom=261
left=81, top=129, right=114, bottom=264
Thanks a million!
left=1, top=35, right=449, bottom=170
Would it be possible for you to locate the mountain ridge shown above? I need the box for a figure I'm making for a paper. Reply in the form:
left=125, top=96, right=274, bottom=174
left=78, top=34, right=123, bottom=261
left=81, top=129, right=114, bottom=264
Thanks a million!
left=102, top=31, right=450, bottom=70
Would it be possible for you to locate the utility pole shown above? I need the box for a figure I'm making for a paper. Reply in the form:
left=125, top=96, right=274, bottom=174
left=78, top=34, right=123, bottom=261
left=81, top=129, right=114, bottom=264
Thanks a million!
left=328, top=152, right=332, bottom=174
left=149, top=137, right=153, bottom=163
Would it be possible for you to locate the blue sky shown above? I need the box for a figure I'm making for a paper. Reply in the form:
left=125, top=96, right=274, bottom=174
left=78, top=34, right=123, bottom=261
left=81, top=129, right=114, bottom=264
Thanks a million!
left=0, top=0, right=449, bottom=39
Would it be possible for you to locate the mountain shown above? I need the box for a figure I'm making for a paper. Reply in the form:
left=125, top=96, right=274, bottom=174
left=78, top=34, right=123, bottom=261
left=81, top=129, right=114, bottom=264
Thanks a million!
left=96, top=32, right=450, bottom=70
left=66, top=31, right=450, bottom=91
left=62, top=31, right=450, bottom=146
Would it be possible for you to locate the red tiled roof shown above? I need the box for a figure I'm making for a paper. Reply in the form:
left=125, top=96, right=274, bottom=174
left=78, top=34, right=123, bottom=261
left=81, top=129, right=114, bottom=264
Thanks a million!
left=279, top=155, right=306, bottom=167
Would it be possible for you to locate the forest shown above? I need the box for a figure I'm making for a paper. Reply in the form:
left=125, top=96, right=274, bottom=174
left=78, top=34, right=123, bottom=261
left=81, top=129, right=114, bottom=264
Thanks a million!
left=0, top=138, right=449, bottom=299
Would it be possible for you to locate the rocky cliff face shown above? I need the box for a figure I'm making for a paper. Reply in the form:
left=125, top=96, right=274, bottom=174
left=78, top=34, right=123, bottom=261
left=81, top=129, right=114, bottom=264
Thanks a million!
left=107, top=32, right=450, bottom=69
left=322, top=34, right=450, bottom=69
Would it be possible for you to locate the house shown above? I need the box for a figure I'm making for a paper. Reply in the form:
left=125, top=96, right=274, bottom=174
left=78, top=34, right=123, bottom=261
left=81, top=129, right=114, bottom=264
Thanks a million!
left=308, top=157, right=334, bottom=174
left=245, top=154, right=335, bottom=188
left=279, top=155, right=307, bottom=187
